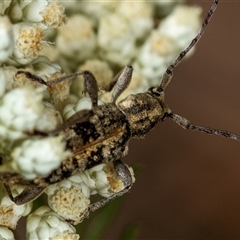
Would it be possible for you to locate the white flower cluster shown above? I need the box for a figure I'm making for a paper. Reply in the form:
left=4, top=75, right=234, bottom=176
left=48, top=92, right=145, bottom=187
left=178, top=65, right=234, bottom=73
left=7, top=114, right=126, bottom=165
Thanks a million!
left=0, top=0, right=73, bottom=238
left=4, top=0, right=66, bottom=66
left=27, top=206, right=79, bottom=240
left=63, top=96, right=104, bottom=120
left=0, top=0, right=203, bottom=238
left=45, top=161, right=135, bottom=225
left=11, top=136, right=71, bottom=180
left=56, top=0, right=202, bottom=102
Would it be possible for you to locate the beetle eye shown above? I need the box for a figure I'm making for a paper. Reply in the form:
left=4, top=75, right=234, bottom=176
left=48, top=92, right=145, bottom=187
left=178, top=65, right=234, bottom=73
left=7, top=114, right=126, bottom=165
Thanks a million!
left=148, top=87, right=163, bottom=97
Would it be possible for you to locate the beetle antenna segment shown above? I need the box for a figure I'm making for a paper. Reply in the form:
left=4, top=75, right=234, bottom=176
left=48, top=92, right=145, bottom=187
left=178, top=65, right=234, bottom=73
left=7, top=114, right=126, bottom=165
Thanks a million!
left=159, top=0, right=219, bottom=91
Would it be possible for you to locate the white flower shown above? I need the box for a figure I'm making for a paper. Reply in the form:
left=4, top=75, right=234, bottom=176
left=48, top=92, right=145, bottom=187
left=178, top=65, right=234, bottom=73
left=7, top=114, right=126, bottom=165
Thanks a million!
left=74, top=97, right=103, bottom=111
left=98, top=13, right=136, bottom=66
left=5, top=0, right=66, bottom=29
left=88, top=162, right=135, bottom=198
left=0, top=16, right=14, bottom=63
left=10, top=23, right=46, bottom=65
left=0, top=226, right=15, bottom=240
left=22, top=0, right=67, bottom=28
left=11, top=136, right=71, bottom=180
left=0, top=87, right=43, bottom=131
left=45, top=175, right=91, bottom=225
left=13, top=70, right=65, bottom=121
left=71, top=59, right=113, bottom=98
left=0, top=185, right=32, bottom=230
left=43, top=102, right=63, bottom=126
left=117, top=1, right=153, bottom=40
left=62, top=103, right=76, bottom=120
left=30, top=55, right=62, bottom=77
left=46, top=72, right=72, bottom=104
left=78, top=1, right=118, bottom=26
left=17, top=56, right=71, bottom=104
left=13, top=69, right=51, bottom=103
left=0, top=66, right=18, bottom=92
left=35, top=72, right=71, bottom=105
left=158, top=5, right=202, bottom=49
left=63, top=97, right=104, bottom=120
left=134, top=31, right=180, bottom=86
left=56, top=15, right=97, bottom=63
left=22, top=0, right=48, bottom=23
left=39, top=45, right=59, bottom=63
left=0, top=87, right=57, bottom=133
left=27, top=206, right=79, bottom=240
left=71, top=172, right=96, bottom=193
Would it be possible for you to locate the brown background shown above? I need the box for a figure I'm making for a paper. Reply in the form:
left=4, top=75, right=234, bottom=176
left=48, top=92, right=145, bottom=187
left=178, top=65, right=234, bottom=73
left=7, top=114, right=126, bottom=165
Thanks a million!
left=105, top=1, right=240, bottom=239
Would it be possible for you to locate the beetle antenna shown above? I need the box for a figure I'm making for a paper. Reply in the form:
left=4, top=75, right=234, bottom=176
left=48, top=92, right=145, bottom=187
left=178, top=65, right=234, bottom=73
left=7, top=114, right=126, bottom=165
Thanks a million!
left=159, top=0, right=219, bottom=91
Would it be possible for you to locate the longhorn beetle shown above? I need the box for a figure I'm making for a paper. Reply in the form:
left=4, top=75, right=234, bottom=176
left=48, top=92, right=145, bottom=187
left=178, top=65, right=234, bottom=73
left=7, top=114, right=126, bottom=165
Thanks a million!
left=1, top=0, right=238, bottom=222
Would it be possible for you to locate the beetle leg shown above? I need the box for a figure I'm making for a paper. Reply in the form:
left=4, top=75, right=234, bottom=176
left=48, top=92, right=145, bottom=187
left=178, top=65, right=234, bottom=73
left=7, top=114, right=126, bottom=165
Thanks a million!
left=15, top=70, right=99, bottom=109
left=4, top=184, right=45, bottom=205
left=0, top=159, right=44, bottom=204
left=81, top=159, right=133, bottom=221
left=90, top=159, right=133, bottom=212
left=81, top=71, right=99, bottom=108
left=100, top=65, right=133, bottom=103
left=16, top=65, right=133, bottom=106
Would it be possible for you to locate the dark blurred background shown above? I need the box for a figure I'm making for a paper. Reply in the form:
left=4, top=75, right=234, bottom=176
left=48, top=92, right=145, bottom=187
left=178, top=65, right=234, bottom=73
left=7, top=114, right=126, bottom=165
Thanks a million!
left=104, top=1, right=240, bottom=239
